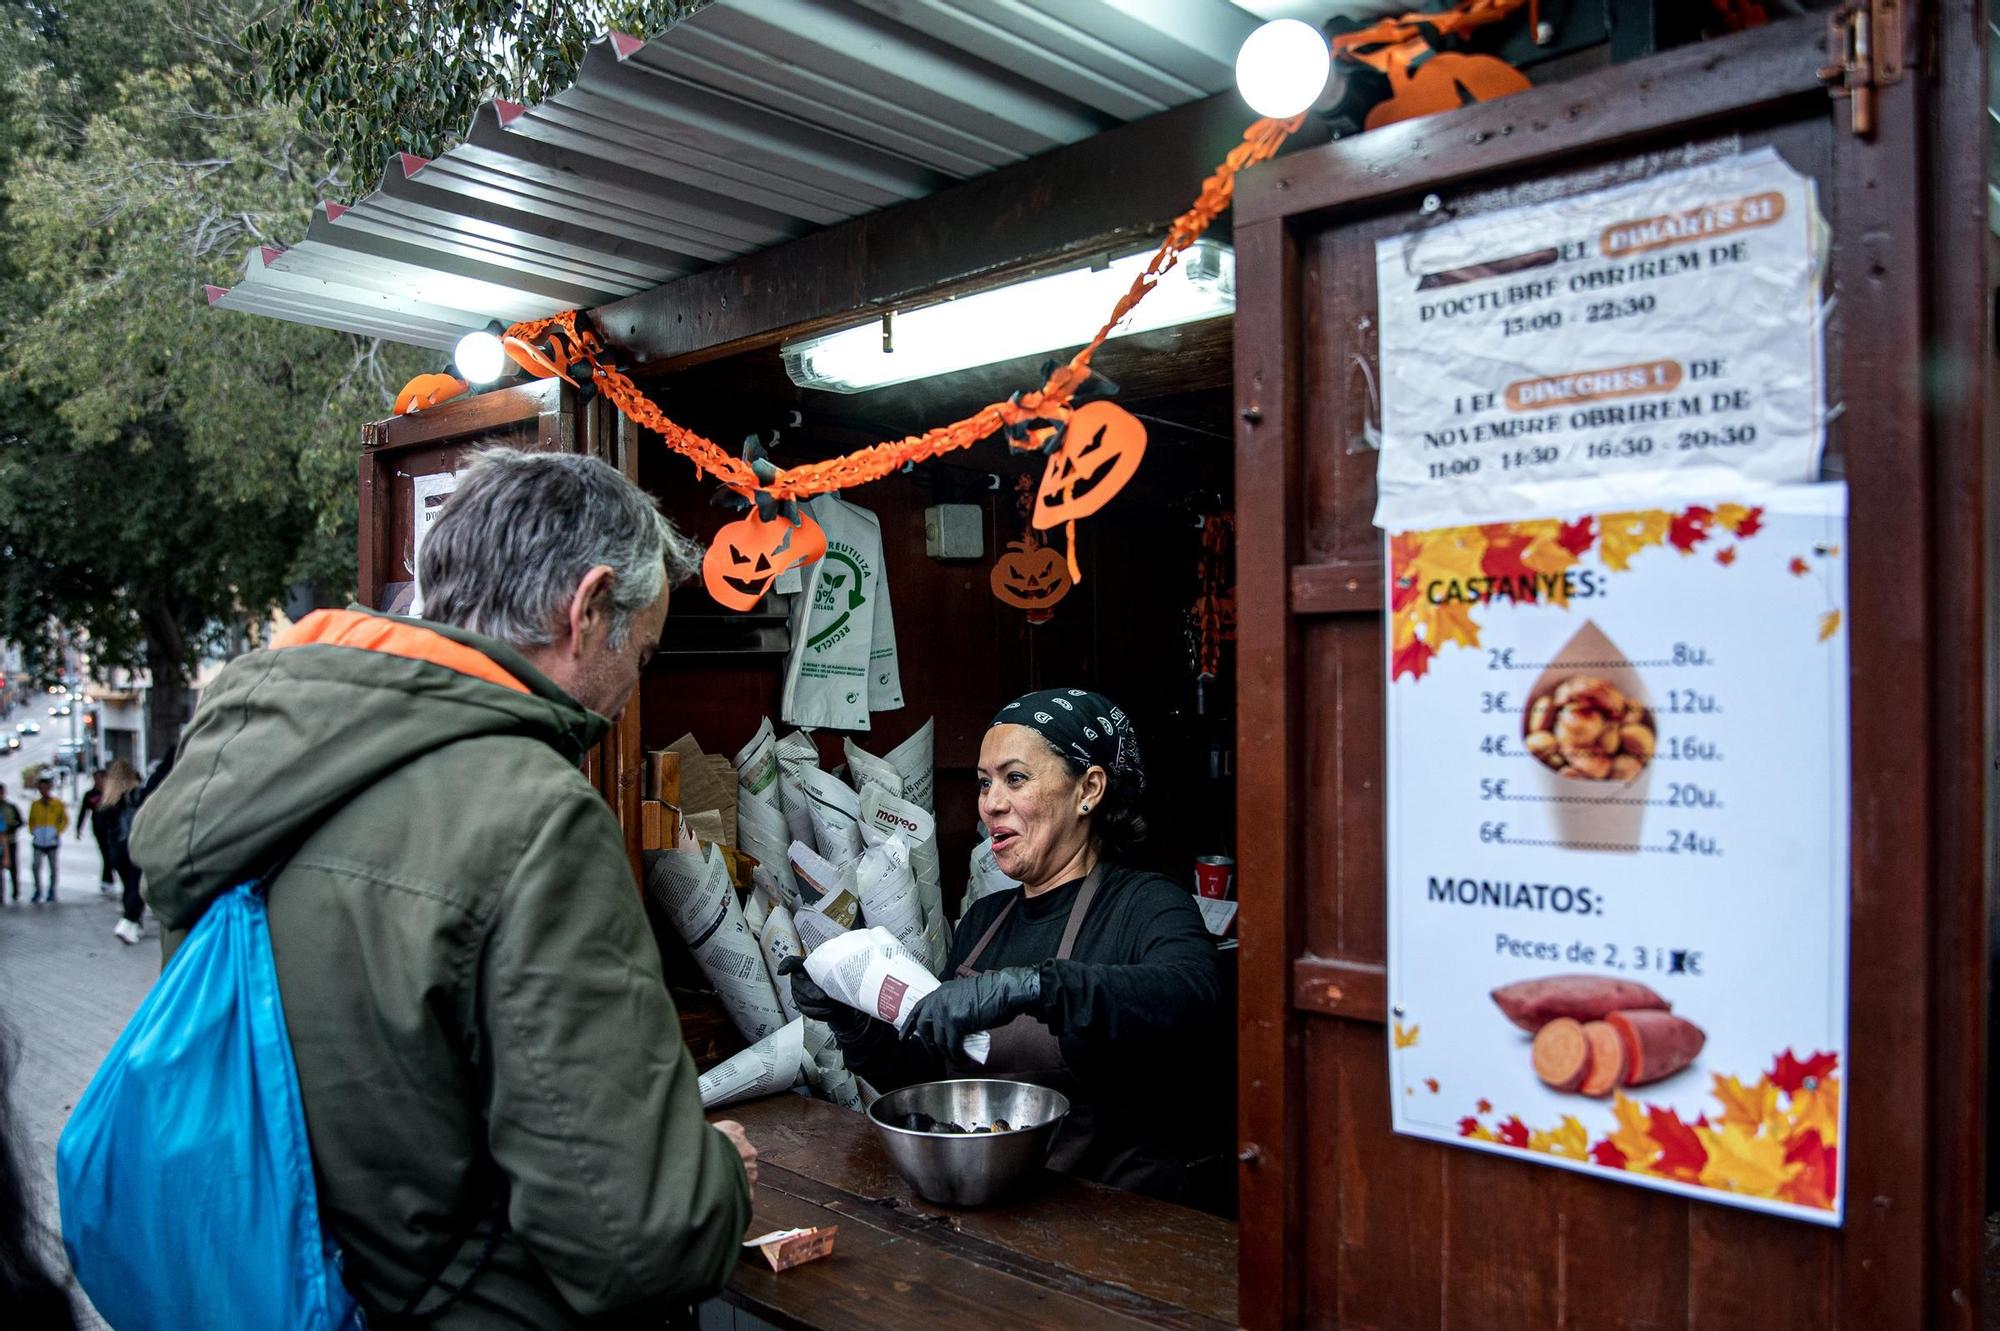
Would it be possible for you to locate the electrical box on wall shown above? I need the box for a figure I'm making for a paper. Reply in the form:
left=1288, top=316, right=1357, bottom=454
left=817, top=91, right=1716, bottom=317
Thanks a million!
left=924, top=504, right=984, bottom=560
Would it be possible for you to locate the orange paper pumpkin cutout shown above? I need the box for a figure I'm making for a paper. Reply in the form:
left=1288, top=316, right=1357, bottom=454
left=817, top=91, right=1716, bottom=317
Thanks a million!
left=1032, top=401, right=1148, bottom=531
left=393, top=373, right=470, bottom=415
left=991, top=537, right=1072, bottom=614
left=503, top=335, right=578, bottom=386
left=703, top=509, right=827, bottom=611
left=1365, top=53, right=1531, bottom=130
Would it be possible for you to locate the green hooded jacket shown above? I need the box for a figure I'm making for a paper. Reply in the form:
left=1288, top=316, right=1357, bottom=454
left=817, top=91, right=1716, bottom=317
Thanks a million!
left=130, top=608, right=750, bottom=1327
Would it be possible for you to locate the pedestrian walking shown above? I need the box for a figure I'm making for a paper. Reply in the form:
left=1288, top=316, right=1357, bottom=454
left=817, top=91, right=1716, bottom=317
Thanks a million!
left=97, top=760, right=145, bottom=945
left=26, top=778, right=64, bottom=904
left=124, top=448, right=755, bottom=1327
left=0, top=783, right=20, bottom=903
left=77, top=771, right=111, bottom=893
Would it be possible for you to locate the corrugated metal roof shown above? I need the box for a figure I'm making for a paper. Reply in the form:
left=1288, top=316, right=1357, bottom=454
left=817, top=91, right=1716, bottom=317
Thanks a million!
left=213, top=0, right=1263, bottom=350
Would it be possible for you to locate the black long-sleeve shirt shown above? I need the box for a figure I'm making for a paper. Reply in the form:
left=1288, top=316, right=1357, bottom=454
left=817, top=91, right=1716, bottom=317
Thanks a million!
left=840, top=861, right=1233, bottom=1208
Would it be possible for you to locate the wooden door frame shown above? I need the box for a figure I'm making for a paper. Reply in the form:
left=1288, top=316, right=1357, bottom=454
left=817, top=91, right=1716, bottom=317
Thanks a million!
left=1232, top=11, right=1990, bottom=1327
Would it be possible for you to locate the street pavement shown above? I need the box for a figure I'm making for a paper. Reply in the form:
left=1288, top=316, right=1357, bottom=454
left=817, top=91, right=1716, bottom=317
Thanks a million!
left=0, top=691, right=157, bottom=1327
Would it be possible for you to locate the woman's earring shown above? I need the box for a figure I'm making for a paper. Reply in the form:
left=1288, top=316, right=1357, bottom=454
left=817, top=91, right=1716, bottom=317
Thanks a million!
left=1079, top=803, right=1091, bottom=813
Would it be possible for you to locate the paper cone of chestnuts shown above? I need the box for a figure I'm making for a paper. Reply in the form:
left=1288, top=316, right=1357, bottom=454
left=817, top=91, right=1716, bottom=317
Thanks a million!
left=1520, top=620, right=1656, bottom=853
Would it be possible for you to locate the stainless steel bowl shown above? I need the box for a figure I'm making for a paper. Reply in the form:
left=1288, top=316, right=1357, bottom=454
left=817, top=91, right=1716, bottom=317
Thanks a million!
left=867, top=1079, right=1070, bottom=1207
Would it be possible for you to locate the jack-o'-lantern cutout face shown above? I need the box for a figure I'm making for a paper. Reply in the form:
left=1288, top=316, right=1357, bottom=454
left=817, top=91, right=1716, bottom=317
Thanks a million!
left=1032, top=400, right=1148, bottom=530
left=1364, top=53, right=1530, bottom=131
left=703, top=510, right=827, bottom=611
left=991, top=537, right=1072, bottom=612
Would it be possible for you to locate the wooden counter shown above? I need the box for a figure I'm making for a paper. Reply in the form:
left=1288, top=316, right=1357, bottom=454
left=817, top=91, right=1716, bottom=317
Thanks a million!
left=711, top=1094, right=1236, bottom=1331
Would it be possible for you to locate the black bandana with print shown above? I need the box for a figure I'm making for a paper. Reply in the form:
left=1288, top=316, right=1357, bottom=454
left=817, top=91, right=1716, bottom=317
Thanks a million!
left=991, top=689, right=1147, bottom=806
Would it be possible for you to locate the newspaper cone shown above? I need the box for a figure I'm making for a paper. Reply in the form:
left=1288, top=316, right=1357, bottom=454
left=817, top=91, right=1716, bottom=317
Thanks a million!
left=644, top=845, right=790, bottom=1043
left=884, top=719, right=935, bottom=814
left=698, top=1018, right=807, bottom=1109
left=840, top=737, right=904, bottom=801
left=760, top=905, right=806, bottom=1023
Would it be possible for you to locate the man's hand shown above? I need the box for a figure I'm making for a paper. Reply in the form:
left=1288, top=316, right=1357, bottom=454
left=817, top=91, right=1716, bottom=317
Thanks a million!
left=906, top=966, right=1042, bottom=1061
left=713, top=1119, right=758, bottom=1191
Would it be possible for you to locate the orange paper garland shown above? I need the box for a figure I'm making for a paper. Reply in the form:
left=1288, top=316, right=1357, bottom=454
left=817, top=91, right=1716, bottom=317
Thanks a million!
left=503, top=113, right=1299, bottom=506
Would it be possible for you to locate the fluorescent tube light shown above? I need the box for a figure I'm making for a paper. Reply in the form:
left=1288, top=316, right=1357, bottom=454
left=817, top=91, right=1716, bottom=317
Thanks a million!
left=780, top=240, right=1235, bottom=394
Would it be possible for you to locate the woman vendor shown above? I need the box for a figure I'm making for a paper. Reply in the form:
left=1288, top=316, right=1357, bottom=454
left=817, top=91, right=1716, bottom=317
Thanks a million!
left=787, top=689, right=1233, bottom=1211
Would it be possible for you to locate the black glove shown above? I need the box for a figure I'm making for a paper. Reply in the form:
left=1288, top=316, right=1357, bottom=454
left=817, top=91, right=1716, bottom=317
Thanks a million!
left=907, top=966, right=1043, bottom=1062
left=776, top=955, right=871, bottom=1043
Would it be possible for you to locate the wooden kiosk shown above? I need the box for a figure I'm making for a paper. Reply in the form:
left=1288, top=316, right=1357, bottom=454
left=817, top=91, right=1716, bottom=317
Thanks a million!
left=351, top=8, right=1993, bottom=1328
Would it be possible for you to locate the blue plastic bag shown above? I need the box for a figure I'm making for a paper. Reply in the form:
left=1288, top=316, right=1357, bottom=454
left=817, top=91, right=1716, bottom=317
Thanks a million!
left=57, top=883, right=363, bottom=1330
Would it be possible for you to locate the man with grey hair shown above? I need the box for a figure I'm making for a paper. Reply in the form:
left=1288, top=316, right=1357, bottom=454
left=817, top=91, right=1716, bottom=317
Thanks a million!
left=131, top=446, right=757, bottom=1327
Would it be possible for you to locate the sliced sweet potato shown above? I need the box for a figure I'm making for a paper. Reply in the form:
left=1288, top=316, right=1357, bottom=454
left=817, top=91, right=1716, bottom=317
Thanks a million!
left=1605, top=1009, right=1706, bottom=1086
left=1490, top=975, right=1671, bottom=1032
left=1578, top=1021, right=1626, bottom=1096
left=1531, top=1017, right=1590, bottom=1092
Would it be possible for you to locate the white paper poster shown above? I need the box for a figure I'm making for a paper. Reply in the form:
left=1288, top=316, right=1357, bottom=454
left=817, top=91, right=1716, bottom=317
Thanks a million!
left=409, top=471, right=459, bottom=615
left=1373, top=148, right=1824, bottom=529
left=1384, top=485, right=1849, bottom=1224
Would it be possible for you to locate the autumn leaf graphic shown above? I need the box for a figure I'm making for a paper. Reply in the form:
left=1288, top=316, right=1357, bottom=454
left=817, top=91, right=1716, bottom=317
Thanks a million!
left=1589, top=1138, right=1628, bottom=1169
left=1425, top=1078, right=1440, bottom=1094
left=1779, top=1131, right=1838, bottom=1209
left=1486, top=1053, right=1839, bottom=1210
left=1769, top=1049, right=1838, bottom=1094
left=1597, top=510, right=1673, bottom=571
left=1667, top=505, right=1715, bottom=553
left=1389, top=527, right=1485, bottom=680
left=1697, top=1120, right=1800, bottom=1196
left=1391, top=635, right=1436, bottom=682
left=1646, top=1105, right=1707, bottom=1182
left=1392, top=1020, right=1420, bottom=1049
left=1529, top=1115, right=1590, bottom=1161
left=1712, top=503, right=1764, bottom=536
left=1817, top=609, right=1841, bottom=642
left=1711, top=1073, right=1777, bottom=1132
left=1788, top=556, right=1810, bottom=576
left=1476, top=1098, right=1492, bottom=1115
left=1714, top=546, right=1737, bottom=566
left=1605, top=1092, right=1657, bottom=1169
left=1787, top=1079, right=1840, bottom=1146
left=1556, top=515, right=1596, bottom=556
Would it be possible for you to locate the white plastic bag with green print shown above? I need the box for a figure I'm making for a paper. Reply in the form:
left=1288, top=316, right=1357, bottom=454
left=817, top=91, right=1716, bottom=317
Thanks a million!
left=782, top=496, right=902, bottom=731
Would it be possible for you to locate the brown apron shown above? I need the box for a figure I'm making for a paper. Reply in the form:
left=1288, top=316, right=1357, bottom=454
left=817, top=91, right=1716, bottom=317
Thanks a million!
left=954, top=867, right=1167, bottom=1192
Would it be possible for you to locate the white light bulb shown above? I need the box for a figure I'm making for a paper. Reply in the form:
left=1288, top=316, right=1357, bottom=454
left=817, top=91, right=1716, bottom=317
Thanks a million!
left=453, top=329, right=507, bottom=384
left=1234, top=19, right=1330, bottom=119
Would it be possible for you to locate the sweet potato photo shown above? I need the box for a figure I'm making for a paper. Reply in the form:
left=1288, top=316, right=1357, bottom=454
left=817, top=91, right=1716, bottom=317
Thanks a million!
left=1490, top=975, right=1670, bottom=1031
left=1531, top=1018, right=1591, bottom=1092
left=1604, top=1009, right=1708, bottom=1086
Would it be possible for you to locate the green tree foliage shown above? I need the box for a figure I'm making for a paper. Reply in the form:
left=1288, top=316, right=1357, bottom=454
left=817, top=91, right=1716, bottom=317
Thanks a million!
left=250, top=0, right=711, bottom=191
left=0, top=0, right=427, bottom=754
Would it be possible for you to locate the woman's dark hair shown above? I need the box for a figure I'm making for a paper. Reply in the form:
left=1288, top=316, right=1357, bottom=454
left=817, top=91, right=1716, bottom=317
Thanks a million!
left=1037, top=735, right=1149, bottom=860
left=0, top=1021, right=79, bottom=1328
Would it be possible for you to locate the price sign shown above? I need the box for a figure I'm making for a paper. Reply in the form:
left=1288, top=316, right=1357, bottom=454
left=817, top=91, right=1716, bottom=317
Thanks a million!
left=1384, top=486, right=1850, bottom=1225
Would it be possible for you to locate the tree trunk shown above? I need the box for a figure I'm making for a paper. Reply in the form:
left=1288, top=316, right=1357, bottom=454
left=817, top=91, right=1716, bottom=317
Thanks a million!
left=142, top=607, right=191, bottom=767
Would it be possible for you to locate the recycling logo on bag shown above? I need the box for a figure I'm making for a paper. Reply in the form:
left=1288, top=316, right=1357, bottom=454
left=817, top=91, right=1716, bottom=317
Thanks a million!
left=808, top=543, right=872, bottom=651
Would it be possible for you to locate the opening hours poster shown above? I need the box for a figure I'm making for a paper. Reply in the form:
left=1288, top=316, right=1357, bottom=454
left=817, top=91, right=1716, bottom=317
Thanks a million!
left=1376, top=148, right=1851, bottom=1225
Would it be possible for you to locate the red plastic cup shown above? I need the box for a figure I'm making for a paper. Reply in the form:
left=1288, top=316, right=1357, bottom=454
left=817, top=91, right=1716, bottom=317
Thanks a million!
left=1194, top=855, right=1235, bottom=900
